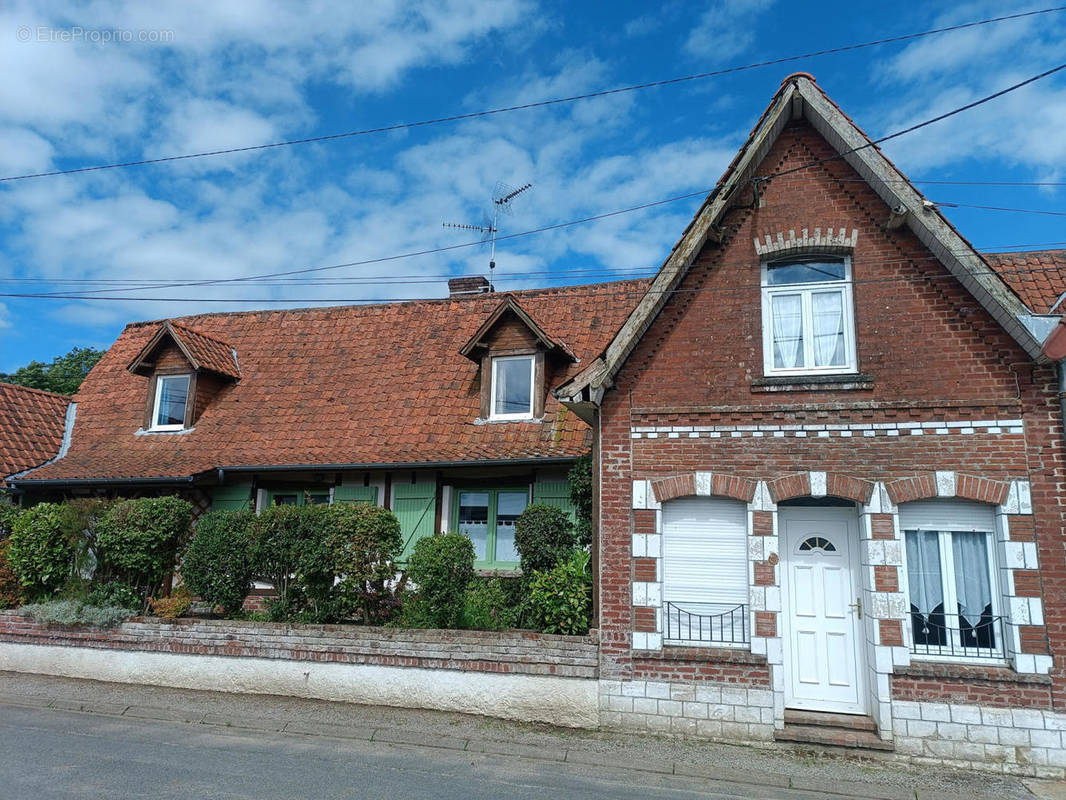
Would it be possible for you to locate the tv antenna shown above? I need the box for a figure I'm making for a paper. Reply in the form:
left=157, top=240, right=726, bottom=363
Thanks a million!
left=443, top=181, right=532, bottom=290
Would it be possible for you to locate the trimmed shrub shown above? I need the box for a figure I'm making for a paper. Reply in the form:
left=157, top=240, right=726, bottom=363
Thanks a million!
left=149, top=585, right=193, bottom=619
left=327, top=503, right=403, bottom=624
left=406, top=533, right=475, bottom=629
left=7, top=502, right=82, bottom=600
left=95, top=496, right=193, bottom=601
left=568, top=453, right=593, bottom=549
left=181, top=509, right=254, bottom=615
left=462, top=577, right=516, bottom=631
left=248, top=503, right=311, bottom=618
left=527, top=549, right=592, bottom=635
left=514, top=504, right=576, bottom=576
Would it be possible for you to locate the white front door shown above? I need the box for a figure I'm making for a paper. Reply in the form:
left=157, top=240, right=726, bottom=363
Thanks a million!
left=780, top=509, right=866, bottom=714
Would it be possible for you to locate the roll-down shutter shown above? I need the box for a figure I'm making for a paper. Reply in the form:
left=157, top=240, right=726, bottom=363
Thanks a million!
left=662, top=497, right=748, bottom=606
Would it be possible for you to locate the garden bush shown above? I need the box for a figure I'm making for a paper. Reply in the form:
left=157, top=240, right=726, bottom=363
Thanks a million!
left=327, top=502, right=403, bottom=624
left=526, top=549, right=592, bottom=635
left=7, top=502, right=83, bottom=600
left=248, top=503, right=312, bottom=618
left=406, top=533, right=474, bottom=629
left=462, top=576, right=516, bottom=631
left=0, top=503, right=20, bottom=539
left=181, top=509, right=255, bottom=615
left=568, top=453, right=593, bottom=549
left=149, top=585, right=193, bottom=619
left=513, top=504, right=576, bottom=575
left=85, top=580, right=141, bottom=611
left=95, top=496, right=193, bottom=602
left=0, top=539, right=22, bottom=609
left=19, top=598, right=135, bottom=628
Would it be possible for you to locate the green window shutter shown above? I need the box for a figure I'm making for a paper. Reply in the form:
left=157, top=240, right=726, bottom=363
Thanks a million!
left=394, top=482, right=436, bottom=561
left=333, top=485, right=379, bottom=504
left=533, top=480, right=576, bottom=523
left=211, top=485, right=252, bottom=511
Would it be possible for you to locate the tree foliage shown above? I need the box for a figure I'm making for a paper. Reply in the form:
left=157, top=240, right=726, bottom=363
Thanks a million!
left=0, top=346, right=104, bottom=395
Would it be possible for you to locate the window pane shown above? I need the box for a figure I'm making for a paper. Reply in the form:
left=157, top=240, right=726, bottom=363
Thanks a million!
left=905, top=530, right=946, bottom=645
left=458, top=491, right=490, bottom=561
left=156, top=375, right=189, bottom=426
left=811, top=290, right=846, bottom=367
left=771, top=294, right=804, bottom=369
left=493, top=357, right=532, bottom=416
left=951, top=531, right=994, bottom=648
left=494, top=491, right=527, bottom=563
left=273, top=494, right=298, bottom=506
left=307, top=494, right=330, bottom=505
left=767, top=259, right=845, bottom=285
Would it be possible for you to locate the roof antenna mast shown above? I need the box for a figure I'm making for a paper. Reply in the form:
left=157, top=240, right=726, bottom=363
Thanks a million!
left=444, top=181, right=532, bottom=291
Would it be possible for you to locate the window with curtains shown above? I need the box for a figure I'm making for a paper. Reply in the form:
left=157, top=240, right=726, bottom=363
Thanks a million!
left=454, top=488, right=528, bottom=569
left=900, top=500, right=1003, bottom=661
left=150, top=374, right=191, bottom=430
left=760, top=256, right=856, bottom=376
left=490, top=355, right=535, bottom=419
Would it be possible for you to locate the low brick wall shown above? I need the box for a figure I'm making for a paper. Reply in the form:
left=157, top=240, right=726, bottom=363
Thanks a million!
left=0, top=611, right=598, bottom=678
left=0, top=611, right=600, bottom=727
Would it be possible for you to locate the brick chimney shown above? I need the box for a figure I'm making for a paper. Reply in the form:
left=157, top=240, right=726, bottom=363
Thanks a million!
left=448, top=276, right=491, bottom=298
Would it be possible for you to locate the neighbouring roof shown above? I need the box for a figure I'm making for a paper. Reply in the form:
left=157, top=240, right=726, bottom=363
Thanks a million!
left=555, top=73, right=1056, bottom=404
left=0, top=382, right=70, bottom=488
left=127, top=320, right=241, bottom=380
left=985, top=250, right=1066, bottom=315
left=17, top=280, right=647, bottom=483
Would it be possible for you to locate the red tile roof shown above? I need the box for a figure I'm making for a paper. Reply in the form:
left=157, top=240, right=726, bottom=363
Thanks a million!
left=985, top=250, right=1066, bottom=314
left=0, top=383, right=69, bottom=487
left=20, top=280, right=648, bottom=482
left=128, top=320, right=240, bottom=379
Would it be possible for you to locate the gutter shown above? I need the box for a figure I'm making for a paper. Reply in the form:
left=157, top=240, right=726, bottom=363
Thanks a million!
left=11, top=457, right=579, bottom=489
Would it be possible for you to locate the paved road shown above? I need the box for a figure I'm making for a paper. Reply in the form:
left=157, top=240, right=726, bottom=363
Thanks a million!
left=0, top=704, right=846, bottom=799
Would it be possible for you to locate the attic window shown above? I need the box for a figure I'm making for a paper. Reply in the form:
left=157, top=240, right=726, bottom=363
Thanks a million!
left=151, top=374, right=190, bottom=431
left=490, top=355, right=535, bottom=419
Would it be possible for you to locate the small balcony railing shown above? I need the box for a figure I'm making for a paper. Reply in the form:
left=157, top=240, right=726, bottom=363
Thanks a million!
left=663, top=602, right=749, bottom=645
left=909, top=611, right=1006, bottom=661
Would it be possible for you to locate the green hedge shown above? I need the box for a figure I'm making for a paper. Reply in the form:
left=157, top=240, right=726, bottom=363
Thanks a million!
left=181, top=509, right=255, bottom=615
left=96, top=496, right=193, bottom=602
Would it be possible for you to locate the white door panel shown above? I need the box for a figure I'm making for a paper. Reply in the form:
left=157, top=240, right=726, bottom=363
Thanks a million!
left=780, top=510, right=865, bottom=714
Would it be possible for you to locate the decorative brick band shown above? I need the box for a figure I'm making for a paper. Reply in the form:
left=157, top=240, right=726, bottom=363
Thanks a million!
left=0, top=612, right=599, bottom=678
left=766, top=471, right=872, bottom=504
left=752, top=226, right=858, bottom=257
left=650, top=472, right=757, bottom=504
left=885, top=472, right=1011, bottom=505
left=630, top=419, right=1024, bottom=439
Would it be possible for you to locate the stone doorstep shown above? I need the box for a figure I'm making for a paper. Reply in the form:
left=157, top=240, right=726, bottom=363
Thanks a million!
left=784, top=709, right=878, bottom=733
left=775, top=724, right=895, bottom=752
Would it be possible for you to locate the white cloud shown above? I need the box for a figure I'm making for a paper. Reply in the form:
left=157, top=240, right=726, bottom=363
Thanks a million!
left=683, top=0, right=775, bottom=63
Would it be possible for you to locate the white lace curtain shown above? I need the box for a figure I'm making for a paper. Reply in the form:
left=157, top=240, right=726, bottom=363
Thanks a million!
left=905, top=530, right=942, bottom=617
left=771, top=289, right=846, bottom=369
left=952, top=531, right=992, bottom=628
left=771, top=294, right=803, bottom=369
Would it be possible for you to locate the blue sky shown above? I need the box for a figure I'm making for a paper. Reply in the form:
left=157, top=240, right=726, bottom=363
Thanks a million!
left=1, top=1, right=1065, bottom=372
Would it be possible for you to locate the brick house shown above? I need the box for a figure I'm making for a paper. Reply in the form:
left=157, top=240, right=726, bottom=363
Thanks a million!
left=9, top=279, right=644, bottom=570
left=0, top=382, right=71, bottom=497
left=554, top=74, right=1066, bottom=769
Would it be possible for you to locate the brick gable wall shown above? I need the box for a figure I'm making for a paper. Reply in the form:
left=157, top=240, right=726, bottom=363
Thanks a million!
left=595, top=118, right=1066, bottom=747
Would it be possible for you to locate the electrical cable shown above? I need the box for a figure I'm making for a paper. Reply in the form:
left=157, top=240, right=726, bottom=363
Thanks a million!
left=0, top=6, right=1062, bottom=183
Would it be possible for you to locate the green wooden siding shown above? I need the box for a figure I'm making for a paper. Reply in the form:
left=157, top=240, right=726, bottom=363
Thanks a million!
left=532, top=480, right=576, bottom=523
left=210, top=485, right=253, bottom=511
left=334, top=485, right=379, bottom=504
left=394, top=481, right=436, bottom=560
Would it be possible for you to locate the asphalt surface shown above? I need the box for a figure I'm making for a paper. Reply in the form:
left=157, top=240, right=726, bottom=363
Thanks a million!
left=0, top=672, right=1046, bottom=799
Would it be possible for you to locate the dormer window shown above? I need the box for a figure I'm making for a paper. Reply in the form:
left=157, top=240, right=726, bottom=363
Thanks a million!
left=761, top=256, right=856, bottom=376
left=151, top=374, right=191, bottom=431
left=491, top=355, right=535, bottom=419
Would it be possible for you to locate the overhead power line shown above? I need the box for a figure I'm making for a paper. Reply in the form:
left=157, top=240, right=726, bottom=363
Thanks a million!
left=0, top=6, right=1063, bottom=184
left=5, top=258, right=1065, bottom=305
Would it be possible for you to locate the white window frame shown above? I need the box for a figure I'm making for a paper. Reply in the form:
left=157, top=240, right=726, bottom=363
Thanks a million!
left=900, top=520, right=1004, bottom=664
left=150, top=374, right=191, bottom=431
left=760, top=256, right=857, bottom=377
left=489, top=354, right=535, bottom=420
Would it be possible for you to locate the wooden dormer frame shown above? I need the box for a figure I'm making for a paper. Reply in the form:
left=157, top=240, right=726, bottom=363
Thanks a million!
left=127, top=320, right=240, bottom=380
left=459, top=295, right=576, bottom=362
